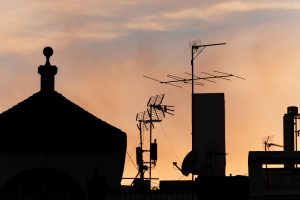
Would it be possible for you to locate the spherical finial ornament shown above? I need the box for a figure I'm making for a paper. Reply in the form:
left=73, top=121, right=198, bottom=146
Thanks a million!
left=43, top=46, right=53, bottom=58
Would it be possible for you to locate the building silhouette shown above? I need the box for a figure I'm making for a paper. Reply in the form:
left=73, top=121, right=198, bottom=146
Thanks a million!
left=0, top=47, right=127, bottom=199
left=192, top=93, right=226, bottom=176
left=249, top=106, right=300, bottom=199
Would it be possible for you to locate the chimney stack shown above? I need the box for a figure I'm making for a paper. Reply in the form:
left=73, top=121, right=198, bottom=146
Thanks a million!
left=38, top=47, right=57, bottom=92
left=283, top=106, right=298, bottom=169
left=284, top=106, right=298, bottom=152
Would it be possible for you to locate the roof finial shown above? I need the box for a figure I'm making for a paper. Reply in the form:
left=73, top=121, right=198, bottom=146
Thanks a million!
left=43, top=46, right=53, bottom=66
left=38, top=46, right=57, bottom=92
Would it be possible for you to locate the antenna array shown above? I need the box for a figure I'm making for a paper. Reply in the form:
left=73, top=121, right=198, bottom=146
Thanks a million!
left=144, top=70, right=245, bottom=88
left=134, top=94, right=174, bottom=189
left=144, top=40, right=245, bottom=88
left=144, top=39, right=246, bottom=179
left=263, top=135, right=283, bottom=151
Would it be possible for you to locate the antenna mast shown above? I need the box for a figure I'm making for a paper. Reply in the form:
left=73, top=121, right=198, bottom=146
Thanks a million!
left=190, top=41, right=226, bottom=151
left=135, top=94, right=174, bottom=189
left=143, top=39, right=246, bottom=179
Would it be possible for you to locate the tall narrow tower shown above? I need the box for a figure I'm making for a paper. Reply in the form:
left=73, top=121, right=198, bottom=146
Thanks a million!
left=192, top=93, right=226, bottom=176
left=283, top=106, right=298, bottom=168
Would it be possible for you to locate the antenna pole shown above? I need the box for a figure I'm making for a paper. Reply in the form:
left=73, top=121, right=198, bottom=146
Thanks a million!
left=136, top=94, right=174, bottom=189
left=191, top=45, right=195, bottom=151
left=190, top=42, right=226, bottom=179
left=190, top=42, right=226, bottom=150
left=149, top=107, right=152, bottom=188
left=139, top=120, right=144, bottom=181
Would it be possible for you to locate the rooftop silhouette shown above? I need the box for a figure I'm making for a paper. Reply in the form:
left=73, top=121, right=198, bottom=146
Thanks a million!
left=0, top=47, right=127, bottom=199
left=0, top=47, right=126, bottom=154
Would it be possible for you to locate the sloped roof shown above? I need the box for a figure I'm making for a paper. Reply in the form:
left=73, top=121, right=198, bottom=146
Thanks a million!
left=0, top=91, right=126, bottom=153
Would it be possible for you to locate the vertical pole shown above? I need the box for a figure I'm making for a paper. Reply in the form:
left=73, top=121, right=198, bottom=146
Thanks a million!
left=189, top=42, right=225, bottom=181
left=191, top=45, right=195, bottom=181
left=149, top=107, right=152, bottom=189
left=139, top=120, right=144, bottom=181
left=295, top=117, right=298, bottom=168
left=191, top=45, right=195, bottom=150
left=295, top=117, right=298, bottom=152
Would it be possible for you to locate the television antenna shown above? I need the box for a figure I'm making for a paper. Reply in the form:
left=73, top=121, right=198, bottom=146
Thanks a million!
left=144, top=40, right=245, bottom=89
left=144, top=39, right=245, bottom=179
left=262, top=135, right=283, bottom=186
left=262, top=135, right=283, bottom=151
left=135, top=94, right=174, bottom=189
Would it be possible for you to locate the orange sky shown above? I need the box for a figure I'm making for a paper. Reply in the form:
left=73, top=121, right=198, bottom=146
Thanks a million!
left=1, top=0, right=300, bottom=187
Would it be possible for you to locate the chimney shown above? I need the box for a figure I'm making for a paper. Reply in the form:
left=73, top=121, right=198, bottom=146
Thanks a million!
left=284, top=106, right=298, bottom=152
left=38, top=47, right=57, bottom=92
left=283, top=106, right=298, bottom=169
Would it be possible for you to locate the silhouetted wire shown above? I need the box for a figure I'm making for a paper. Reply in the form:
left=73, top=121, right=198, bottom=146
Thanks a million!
left=135, top=136, right=140, bottom=146
left=126, top=151, right=138, bottom=170
left=177, top=174, right=193, bottom=181
left=177, top=175, right=185, bottom=180
left=127, top=137, right=139, bottom=154
left=143, top=131, right=145, bottom=145
left=127, top=136, right=140, bottom=159
left=150, top=180, right=159, bottom=186
left=126, top=137, right=140, bottom=166
left=153, top=167, right=165, bottom=180
left=159, top=123, right=181, bottom=161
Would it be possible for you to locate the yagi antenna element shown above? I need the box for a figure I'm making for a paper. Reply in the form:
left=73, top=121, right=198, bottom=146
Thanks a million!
left=144, top=40, right=245, bottom=88
left=135, top=94, right=174, bottom=189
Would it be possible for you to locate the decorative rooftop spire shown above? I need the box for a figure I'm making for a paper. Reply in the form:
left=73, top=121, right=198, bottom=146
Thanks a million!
left=43, top=46, right=53, bottom=66
left=38, top=47, right=57, bottom=92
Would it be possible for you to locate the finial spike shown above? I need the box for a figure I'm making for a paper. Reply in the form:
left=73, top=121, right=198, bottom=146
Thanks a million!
left=38, top=46, right=57, bottom=92
left=43, top=46, right=53, bottom=66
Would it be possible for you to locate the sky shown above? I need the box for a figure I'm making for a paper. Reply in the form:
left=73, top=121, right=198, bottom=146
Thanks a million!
left=1, top=0, right=300, bottom=186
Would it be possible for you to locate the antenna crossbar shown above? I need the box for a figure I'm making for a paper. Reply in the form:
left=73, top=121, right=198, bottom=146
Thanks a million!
left=185, top=72, right=216, bottom=83
left=192, top=43, right=226, bottom=60
left=144, top=71, right=245, bottom=88
left=144, top=75, right=182, bottom=88
left=213, top=70, right=246, bottom=80
left=193, top=43, right=226, bottom=49
left=135, top=94, right=174, bottom=189
left=162, top=74, right=236, bottom=84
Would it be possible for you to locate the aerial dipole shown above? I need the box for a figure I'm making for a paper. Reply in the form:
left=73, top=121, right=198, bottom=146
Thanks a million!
left=190, top=41, right=226, bottom=151
left=135, top=94, right=174, bottom=189
left=144, top=39, right=246, bottom=178
left=143, top=41, right=245, bottom=88
left=144, top=40, right=246, bottom=143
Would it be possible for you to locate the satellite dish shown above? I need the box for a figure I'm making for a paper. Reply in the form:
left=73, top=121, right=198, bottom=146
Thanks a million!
left=181, top=151, right=198, bottom=176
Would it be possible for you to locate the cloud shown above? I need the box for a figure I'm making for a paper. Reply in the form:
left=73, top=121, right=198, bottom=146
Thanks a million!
left=162, top=1, right=300, bottom=21
left=2, top=0, right=300, bottom=51
left=126, top=19, right=178, bottom=31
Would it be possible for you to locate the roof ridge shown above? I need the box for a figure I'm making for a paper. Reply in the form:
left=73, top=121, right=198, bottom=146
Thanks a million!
left=0, top=91, right=125, bottom=134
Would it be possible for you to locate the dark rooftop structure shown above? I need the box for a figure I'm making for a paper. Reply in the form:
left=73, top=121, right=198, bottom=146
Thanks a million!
left=0, top=47, right=127, bottom=198
left=0, top=46, right=126, bottom=154
left=0, top=88, right=126, bottom=153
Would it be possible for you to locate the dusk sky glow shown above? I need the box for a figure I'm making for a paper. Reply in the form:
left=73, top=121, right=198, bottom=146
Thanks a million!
left=1, top=0, right=300, bottom=186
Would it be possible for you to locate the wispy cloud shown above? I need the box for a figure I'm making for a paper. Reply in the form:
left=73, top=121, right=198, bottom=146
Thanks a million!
left=2, top=0, right=300, bottom=49
left=0, top=2, right=129, bottom=53
left=162, top=1, right=300, bottom=21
